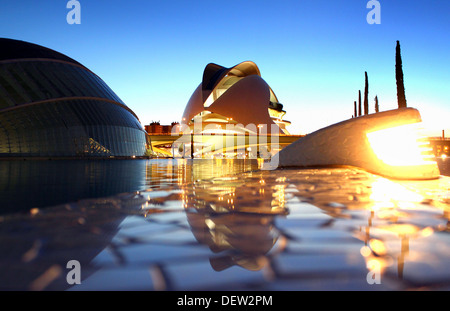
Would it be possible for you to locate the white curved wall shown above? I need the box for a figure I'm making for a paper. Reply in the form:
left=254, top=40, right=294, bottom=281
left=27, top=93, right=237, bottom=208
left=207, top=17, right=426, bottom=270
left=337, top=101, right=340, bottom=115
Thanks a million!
left=181, top=61, right=283, bottom=135
left=208, top=75, right=280, bottom=134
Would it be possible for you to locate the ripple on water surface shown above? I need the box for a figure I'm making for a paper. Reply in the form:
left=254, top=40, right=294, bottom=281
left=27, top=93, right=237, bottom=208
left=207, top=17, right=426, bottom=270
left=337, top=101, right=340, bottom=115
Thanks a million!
left=0, top=159, right=449, bottom=290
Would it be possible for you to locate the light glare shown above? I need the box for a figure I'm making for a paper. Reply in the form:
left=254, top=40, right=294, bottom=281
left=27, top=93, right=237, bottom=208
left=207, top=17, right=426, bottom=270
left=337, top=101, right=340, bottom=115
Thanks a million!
left=367, top=123, right=436, bottom=166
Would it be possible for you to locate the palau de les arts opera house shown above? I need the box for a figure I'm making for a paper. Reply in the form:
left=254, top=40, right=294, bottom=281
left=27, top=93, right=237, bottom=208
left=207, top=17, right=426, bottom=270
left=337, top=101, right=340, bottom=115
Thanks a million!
left=182, top=61, right=290, bottom=136
left=0, top=38, right=290, bottom=158
left=0, top=38, right=148, bottom=157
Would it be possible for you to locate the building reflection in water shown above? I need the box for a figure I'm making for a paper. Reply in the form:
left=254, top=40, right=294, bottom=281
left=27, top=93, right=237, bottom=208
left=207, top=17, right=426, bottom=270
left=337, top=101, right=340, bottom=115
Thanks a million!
left=144, top=158, right=263, bottom=188
left=2, top=158, right=449, bottom=289
left=0, top=158, right=261, bottom=214
left=0, top=190, right=147, bottom=290
left=180, top=170, right=288, bottom=272
left=152, top=164, right=450, bottom=281
left=0, top=159, right=148, bottom=214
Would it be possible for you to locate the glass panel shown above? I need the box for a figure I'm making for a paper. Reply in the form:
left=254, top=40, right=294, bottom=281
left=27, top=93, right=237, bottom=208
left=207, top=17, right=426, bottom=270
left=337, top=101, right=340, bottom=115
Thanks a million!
left=0, top=67, right=147, bottom=157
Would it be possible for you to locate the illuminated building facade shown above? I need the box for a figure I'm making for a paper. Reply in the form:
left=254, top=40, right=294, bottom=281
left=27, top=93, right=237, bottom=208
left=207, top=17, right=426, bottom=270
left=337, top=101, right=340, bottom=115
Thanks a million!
left=0, top=38, right=148, bottom=157
left=145, top=122, right=179, bottom=135
left=181, top=61, right=290, bottom=135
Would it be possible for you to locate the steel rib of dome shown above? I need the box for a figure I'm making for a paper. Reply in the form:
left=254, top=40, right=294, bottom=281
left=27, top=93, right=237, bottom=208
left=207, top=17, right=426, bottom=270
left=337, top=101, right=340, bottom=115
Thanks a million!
left=0, top=38, right=147, bottom=157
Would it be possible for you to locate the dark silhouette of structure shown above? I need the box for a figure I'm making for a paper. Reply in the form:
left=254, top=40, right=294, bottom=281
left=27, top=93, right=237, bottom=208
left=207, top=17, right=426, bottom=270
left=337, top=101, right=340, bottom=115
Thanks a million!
left=364, top=71, right=369, bottom=115
left=396, top=40, right=407, bottom=108
left=358, top=90, right=362, bottom=116
left=375, top=95, right=379, bottom=113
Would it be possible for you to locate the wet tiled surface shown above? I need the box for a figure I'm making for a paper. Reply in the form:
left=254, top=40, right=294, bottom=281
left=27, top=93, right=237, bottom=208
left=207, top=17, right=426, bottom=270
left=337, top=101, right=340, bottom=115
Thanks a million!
left=0, top=159, right=449, bottom=291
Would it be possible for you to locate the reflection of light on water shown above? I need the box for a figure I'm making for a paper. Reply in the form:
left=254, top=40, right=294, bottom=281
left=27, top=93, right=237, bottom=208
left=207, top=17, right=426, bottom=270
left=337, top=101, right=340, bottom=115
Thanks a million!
left=257, top=158, right=264, bottom=165
left=271, top=184, right=286, bottom=212
left=369, top=239, right=387, bottom=256
left=374, top=224, right=434, bottom=238
left=358, top=174, right=447, bottom=280
left=367, top=122, right=436, bottom=167
left=420, top=226, right=434, bottom=238
left=142, top=159, right=449, bottom=285
left=360, top=245, right=372, bottom=257
left=360, top=245, right=390, bottom=275
left=369, top=178, right=424, bottom=210
left=172, top=164, right=290, bottom=272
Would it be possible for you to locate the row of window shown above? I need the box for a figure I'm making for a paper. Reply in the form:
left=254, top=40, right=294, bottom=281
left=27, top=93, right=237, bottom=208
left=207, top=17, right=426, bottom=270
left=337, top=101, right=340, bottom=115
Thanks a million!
left=0, top=99, right=143, bottom=130
left=0, top=100, right=147, bottom=157
left=0, top=60, right=125, bottom=110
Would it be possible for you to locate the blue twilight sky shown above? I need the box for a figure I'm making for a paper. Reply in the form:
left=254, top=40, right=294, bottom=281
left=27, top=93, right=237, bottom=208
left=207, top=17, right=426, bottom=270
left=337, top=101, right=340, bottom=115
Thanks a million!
left=0, top=0, right=448, bottom=136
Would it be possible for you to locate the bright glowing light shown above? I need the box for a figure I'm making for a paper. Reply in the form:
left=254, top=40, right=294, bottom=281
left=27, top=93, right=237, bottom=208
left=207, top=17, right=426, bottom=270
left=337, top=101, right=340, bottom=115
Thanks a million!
left=421, top=227, right=434, bottom=237
left=370, top=178, right=424, bottom=204
left=278, top=108, right=440, bottom=180
left=369, top=239, right=387, bottom=256
left=367, top=123, right=436, bottom=166
left=360, top=246, right=372, bottom=257
left=377, top=224, right=420, bottom=236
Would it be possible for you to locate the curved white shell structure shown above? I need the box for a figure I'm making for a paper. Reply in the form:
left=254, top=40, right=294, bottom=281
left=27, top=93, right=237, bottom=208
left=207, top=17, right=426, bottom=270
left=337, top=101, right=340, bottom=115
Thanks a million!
left=182, top=61, right=290, bottom=135
left=275, top=108, right=440, bottom=180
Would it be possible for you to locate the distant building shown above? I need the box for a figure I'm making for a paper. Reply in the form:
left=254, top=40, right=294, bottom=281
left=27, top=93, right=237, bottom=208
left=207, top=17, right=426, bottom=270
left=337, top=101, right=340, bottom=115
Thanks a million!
left=0, top=38, right=148, bottom=157
left=181, top=61, right=291, bottom=135
left=145, top=122, right=180, bottom=135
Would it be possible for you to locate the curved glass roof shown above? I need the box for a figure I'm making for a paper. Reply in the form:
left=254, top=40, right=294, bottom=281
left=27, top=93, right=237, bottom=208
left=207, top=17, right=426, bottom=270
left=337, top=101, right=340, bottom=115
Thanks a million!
left=0, top=38, right=84, bottom=67
left=0, top=39, right=147, bottom=157
left=0, top=38, right=140, bottom=121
